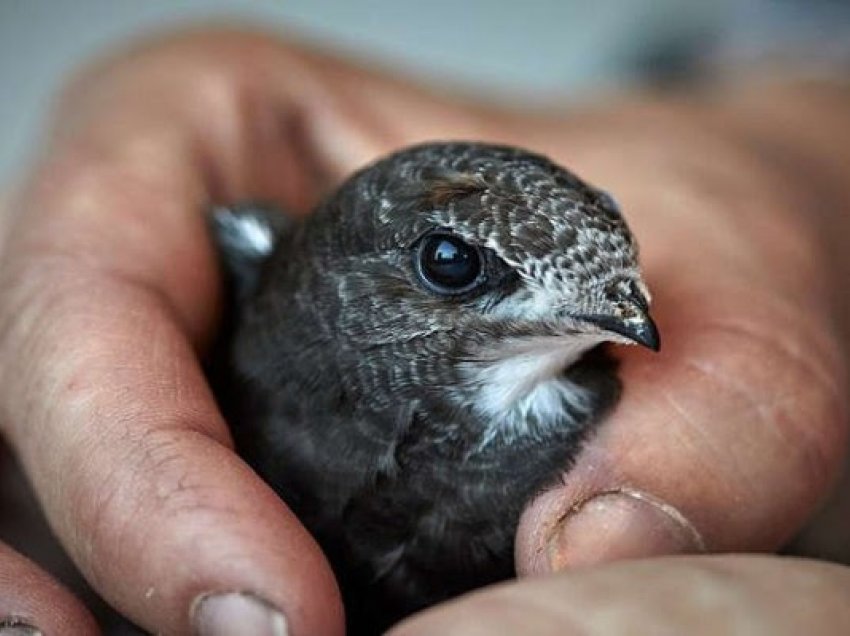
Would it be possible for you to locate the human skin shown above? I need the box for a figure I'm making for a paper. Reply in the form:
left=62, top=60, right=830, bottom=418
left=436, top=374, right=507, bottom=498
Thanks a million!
left=388, top=555, right=850, bottom=636
left=0, top=29, right=849, bottom=635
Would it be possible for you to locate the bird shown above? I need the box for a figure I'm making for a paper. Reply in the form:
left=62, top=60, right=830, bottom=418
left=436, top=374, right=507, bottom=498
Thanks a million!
left=208, top=141, right=659, bottom=635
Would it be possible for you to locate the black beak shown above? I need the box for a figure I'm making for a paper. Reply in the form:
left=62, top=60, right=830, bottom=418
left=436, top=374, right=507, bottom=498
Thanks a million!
left=579, top=311, right=661, bottom=351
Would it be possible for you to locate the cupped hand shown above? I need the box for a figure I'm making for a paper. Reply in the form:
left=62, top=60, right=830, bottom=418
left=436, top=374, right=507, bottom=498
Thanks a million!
left=0, top=29, right=848, bottom=635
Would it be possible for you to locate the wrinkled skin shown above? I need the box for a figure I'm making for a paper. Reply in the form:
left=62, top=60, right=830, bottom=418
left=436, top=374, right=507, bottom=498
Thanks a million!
left=0, top=29, right=849, bottom=635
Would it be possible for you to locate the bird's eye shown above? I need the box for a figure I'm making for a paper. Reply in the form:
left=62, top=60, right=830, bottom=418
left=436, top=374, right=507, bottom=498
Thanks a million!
left=415, top=232, right=484, bottom=295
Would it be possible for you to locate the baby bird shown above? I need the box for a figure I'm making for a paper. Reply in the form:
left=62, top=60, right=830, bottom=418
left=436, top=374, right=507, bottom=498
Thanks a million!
left=210, top=142, right=659, bottom=635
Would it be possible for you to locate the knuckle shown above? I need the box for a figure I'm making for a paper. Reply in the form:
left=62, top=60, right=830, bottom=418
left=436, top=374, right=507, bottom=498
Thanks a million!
left=72, top=424, right=231, bottom=587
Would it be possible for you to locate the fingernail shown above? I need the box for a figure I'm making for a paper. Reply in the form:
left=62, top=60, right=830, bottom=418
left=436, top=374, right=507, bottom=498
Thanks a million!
left=192, top=592, right=288, bottom=636
left=0, top=618, right=42, bottom=636
left=547, top=490, right=705, bottom=571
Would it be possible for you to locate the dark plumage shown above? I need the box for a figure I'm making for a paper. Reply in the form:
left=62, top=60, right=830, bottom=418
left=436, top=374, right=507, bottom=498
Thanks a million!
left=209, top=142, right=658, bottom=635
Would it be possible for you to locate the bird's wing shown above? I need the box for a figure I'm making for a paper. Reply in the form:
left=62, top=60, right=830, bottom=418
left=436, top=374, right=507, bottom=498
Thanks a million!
left=208, top=203, right=297, bottom=303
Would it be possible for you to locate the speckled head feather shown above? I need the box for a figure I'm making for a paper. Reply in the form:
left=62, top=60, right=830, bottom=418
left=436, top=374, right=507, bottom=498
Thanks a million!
left=314, top=142, right=643, bottom=304
left=210, top=141, right=658, bottom=635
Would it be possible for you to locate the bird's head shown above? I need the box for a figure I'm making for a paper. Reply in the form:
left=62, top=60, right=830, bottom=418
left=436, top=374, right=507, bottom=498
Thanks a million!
left=281, top=142, right=658, bottom=432
left=217, top=143, right=658, bottom=446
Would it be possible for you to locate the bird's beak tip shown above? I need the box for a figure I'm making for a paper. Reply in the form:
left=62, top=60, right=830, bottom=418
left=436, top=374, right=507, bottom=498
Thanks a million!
left=576, top=311, right=661, bottom=352
left=631, top=317, right=661, bottom=352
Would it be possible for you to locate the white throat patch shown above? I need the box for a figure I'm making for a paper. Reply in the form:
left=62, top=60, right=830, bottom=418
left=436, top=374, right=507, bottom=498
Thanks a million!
left=462, top=334, right=609, bottom=447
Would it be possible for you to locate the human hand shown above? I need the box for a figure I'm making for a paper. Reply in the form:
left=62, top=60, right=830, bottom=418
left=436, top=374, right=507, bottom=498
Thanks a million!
left=388, top=555, right=850, bottom=635
left=0, top=29, right=848, bottom=634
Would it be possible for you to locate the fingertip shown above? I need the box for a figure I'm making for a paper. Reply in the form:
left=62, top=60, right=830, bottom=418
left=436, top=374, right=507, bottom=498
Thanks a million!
left=515, top=440, right=706, bottom=577
left=191, top=591, right=289, bottom=636
left=520, top=489, right=704, bottom=576
left=0, top=542, right=99, bottom=636
left=80, top=436, right=346, bottom=636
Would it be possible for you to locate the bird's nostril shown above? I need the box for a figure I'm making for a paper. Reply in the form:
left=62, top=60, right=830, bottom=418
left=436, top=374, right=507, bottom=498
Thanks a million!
left=615, top=302, right=640, bottom=320
left=627, top=281, right=650, bottom=311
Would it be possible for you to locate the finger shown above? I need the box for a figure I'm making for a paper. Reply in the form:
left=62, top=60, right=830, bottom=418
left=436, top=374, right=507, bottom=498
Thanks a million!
left=512, top=106, right=849, bottom=573
left=0, top=269, right=346, bottom=634
left=388, top=555, right=850, bottom=636
left=0, top=541, right=99, bottom=635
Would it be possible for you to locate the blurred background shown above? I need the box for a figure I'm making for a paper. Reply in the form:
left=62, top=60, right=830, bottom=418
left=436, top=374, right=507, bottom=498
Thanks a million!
left=2, top=0, right=849, bottom=186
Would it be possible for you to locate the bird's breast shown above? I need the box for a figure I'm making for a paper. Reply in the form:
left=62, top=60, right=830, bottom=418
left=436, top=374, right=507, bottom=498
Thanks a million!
left=456, top=334, right=607, bottom=448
